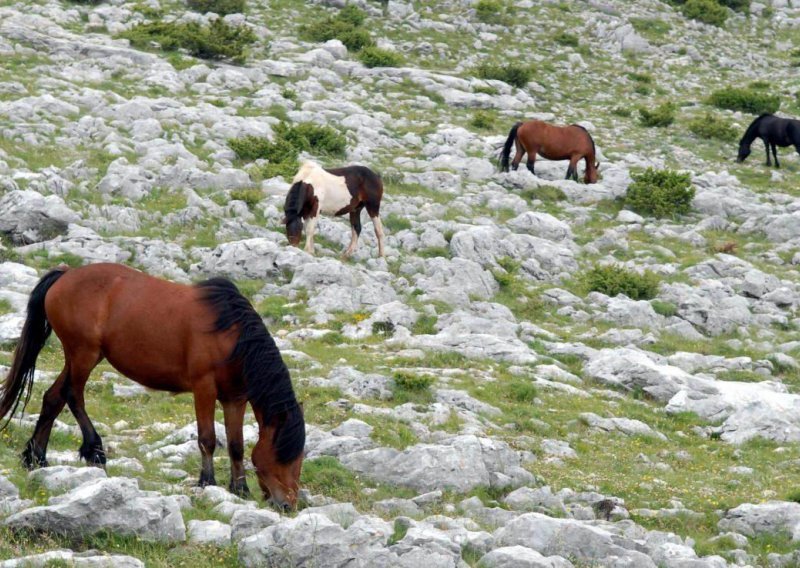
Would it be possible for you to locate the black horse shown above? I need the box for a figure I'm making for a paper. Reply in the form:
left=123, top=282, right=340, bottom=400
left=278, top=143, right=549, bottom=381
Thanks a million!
left=737, top=113, right=800, bottom=168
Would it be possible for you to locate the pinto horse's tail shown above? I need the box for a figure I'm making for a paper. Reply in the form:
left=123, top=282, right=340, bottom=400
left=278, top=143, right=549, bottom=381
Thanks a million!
left=498, top=122, right=523, bottom=172
left=0, top=267, right=67, bottom=429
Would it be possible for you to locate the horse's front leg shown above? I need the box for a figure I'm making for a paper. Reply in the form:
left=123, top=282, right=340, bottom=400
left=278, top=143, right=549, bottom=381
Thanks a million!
left=221, top=399, right=249, bottom=497
left=22, top=367, right=69, bottom=469
left=566, top=157, right=579, bottom=181
left=303, top=216, right=318, bottom=255
left=772, top=144, right=780, bottom=168
left=526, top=154, right=537, bottom=175
left=193, top=382, right=218, bottom=487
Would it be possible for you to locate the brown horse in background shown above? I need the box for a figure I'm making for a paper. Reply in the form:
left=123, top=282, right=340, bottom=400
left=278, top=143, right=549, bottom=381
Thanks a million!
left=0, top=263, right=305, bottom=510
left=499, top=120, right=599, bottom=184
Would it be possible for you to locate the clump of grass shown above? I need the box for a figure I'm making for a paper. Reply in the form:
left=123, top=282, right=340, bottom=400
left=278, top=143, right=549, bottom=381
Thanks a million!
left=412, top=314, right=437, bottom=335
left=507, top=380, right=538, bottom=403
left=470, top=110, right=497, bottom=130
left=358, top=46, right=403, bottom=68
left=630, top=17, right=671, bottom=42
left=651, top=299, right=677, bottom=317
left=394, top=371, right=434, bottom=391
left=299, top=5, right=374, bottom=51
left=187, top=0, right=245, bottom=15
left=230, top=188, right=263, bottom=209
left=382, top=213, right=412, bottom=233
left=0, top=299, right=12, bottom=316
left=228, top=122, right=346, bottom=179
left=688, top=112, right=738, bottom=141
left=300, top=456, right=359, bottom=502
left=582, top=264, right=661, bottom=300
left=118, top=19, right=256, bottom=62
left=474, top=0, right=512, bottom=23
left=474, top=63, right=532, bottom=88
left=626, top=168, right=694, bottom=218
left=638, top=102, right=676, bottom=127
left=708, top=86, right=780, bottom=115
left=553, top=31, right=579, bottom=47
left=611, top=107, right=632, bottom=117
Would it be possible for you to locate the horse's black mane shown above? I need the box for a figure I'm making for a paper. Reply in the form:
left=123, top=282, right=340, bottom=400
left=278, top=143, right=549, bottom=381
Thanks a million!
left=572, top=124, right=596, bottom=157
left=284, top=182, right=307, bottom=219
left=197, top=278, right=304, bottom=463
left=741, top=113, right=775, bottom=144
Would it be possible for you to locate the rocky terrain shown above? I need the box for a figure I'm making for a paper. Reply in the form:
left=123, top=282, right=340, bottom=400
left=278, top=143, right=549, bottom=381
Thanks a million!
left=2, top=0, right=800, bottom=566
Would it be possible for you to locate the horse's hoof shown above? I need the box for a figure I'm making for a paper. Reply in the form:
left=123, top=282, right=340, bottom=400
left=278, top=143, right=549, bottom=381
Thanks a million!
left=230, top=481, right=251, bottom=498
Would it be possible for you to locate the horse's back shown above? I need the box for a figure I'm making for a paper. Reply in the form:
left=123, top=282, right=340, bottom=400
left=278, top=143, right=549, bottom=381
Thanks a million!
left=44, top=263, right=227, bottom=390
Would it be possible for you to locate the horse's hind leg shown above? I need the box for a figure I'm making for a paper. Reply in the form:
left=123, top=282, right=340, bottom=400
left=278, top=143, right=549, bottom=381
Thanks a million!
left=343, top=205, right=364, bottom=258
left=511, top=139, right=525, bottom=171
left=365, top=201, right=385, bottom=258
left=222, top=399, right=249, bottom=497
left=765, top=140, right=772, bottom=166
left=22, top=367, right=69, bottom=469
left=65, top=350, right=105, bottom=466
left=194, top=380, right=218, bottom=487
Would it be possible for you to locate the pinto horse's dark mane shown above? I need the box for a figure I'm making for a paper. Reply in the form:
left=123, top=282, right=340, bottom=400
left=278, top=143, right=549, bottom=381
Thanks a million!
left=284, top=181, right=308, bottom=221
left=197, top=278, right=304, bottom=464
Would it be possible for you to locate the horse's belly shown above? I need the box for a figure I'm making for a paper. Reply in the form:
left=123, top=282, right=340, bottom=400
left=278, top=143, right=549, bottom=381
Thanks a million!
left=317, top=184, right=352, bottom=215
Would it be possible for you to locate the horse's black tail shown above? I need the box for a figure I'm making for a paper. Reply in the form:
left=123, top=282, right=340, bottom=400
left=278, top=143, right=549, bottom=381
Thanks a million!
left=0, top=267, right=67, bottom=430
left=498, top=122, right=523, bottom=172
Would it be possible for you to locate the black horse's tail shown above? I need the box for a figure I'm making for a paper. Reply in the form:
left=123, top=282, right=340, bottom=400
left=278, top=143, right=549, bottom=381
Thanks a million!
left=498, top=122, right=523, bottom=172
left=0, top=267, right=67, bottom=429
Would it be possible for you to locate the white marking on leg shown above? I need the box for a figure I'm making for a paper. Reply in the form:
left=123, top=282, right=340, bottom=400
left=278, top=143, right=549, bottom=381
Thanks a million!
left=344, top=226, right=358, bottom=257
left=372, top=216, right=385, bottom=257
left=304, top=216, right=318, bottom=255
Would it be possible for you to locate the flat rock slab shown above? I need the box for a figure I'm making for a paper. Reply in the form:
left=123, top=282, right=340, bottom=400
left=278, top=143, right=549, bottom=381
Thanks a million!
left=29, top=465, right=107, bottom=493
left=0, top=549, right=144, bottom=567
left=4, top=477, right=185, bottom=542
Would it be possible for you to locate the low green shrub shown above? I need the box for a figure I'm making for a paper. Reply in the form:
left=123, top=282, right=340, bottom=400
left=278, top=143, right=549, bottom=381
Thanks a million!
left=470, top=110, right=496, bottom=130
left=394, top=371, right=435, bottom=391
left=638, top=102, right=676, bottom=127
left=229, top=122, right=346, bottom=180
left=507, top=380, right=538, bottom=403
left=651, top=299, right=678, bottom=317
left=187, top=0, right=246, bottom=15
left=118, top=19, right=256, bottom=62
left=358, top=46, right=403, bottom=68
left=299, top=5, right=374, bottom=51
left=0, top=298, right=12, bottom=316
left=708, top=86, right=780, bottom=114
left=682, top=0, right=727, bottom=26
left=611, top=106, right=632, bottom=117
left=688, top=112, right=738, bottom=141
left=475, top=63, right=532, bottom=88
left=626, top=168, right=694, bottom=218
left=475, top=0, right=509, bottom=23
left=553, top=31, right=579, bottom=47
left=382, top=213, right=412, bottom=232
left=582, top=264, right=661, bottom=300
left=230, top=188, right=263, bottom=209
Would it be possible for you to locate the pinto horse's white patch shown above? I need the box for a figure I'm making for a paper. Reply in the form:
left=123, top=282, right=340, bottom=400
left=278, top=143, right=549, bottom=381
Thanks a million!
left=292, top=161, right=351, bottom=216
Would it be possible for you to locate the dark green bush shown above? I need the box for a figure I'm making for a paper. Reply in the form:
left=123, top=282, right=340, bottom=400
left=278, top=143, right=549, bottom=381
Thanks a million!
left=187, top=0, right=246, bottom=15
left=394, top=371, right=434, bottom=391
left=229, top=122, right=346, bottom=179
left=470, top=110, right=496, bottom=130
left=708, top=87, right=780, bottom=114
left=553, top=31, right=579, bottom=47
left=299, top=5, right=374, bottom=51
left=475, top=63, right=532, bottom=88
left=688, top=112, right=738, bottom=141
left=638, top=102, right=676, bottom=127
left=626, top=168, right=695, bottom=218
left=475, top=0, right=509, bottom=23
left=358, top=46, right=403, bottom=68
left=118, top=19, right=256, bottom=62
left=582, top=264, right=661, bottom=300
left=682, top=0, right=727, bottom=26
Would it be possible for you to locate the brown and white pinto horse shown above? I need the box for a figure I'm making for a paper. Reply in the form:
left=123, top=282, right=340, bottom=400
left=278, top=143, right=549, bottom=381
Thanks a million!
left=283, top=161, right=385, bottom=257
left=0, top=263, right=305, bottom=510
left=499, top=120, right=600, bottom=184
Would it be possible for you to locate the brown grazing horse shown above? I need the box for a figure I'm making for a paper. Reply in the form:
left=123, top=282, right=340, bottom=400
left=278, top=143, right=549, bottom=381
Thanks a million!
left=284, top=160, right=386, bottom=257
left=0, top=263, right=305, bottom=510
left=499, top=120, right=599, bottom=184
